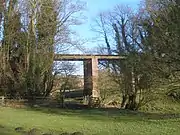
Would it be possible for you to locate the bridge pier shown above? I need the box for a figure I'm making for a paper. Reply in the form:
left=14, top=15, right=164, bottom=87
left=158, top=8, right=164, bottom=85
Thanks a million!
left=83, top=59, right=92, bottom=97
left=91, top=57, right=99, bottom=98
left=83, top=57, right=99, bottom=106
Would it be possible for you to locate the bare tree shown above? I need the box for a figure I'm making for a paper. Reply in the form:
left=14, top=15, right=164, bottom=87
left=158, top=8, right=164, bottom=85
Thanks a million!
left=93, top=4, right=157, bottom=110
left=53, top=61, right=79, bottom=107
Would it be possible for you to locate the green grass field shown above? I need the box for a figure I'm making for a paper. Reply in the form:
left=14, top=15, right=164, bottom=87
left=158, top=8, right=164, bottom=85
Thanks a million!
left=0, top=106, right=180, bottom=135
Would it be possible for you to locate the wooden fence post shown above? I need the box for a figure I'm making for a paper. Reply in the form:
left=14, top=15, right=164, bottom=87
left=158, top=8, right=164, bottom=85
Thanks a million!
left=0, top=96, right=5, bottom=106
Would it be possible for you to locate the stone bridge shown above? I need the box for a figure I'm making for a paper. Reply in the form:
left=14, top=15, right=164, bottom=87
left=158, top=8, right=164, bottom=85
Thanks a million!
left=54, top=54, right=125, bottom=104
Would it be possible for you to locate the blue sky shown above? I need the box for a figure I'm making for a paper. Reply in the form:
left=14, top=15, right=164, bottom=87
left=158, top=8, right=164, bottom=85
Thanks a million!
left=72, top=0, right=141, bottom=53
left=71, top=0, right=141, bottom=74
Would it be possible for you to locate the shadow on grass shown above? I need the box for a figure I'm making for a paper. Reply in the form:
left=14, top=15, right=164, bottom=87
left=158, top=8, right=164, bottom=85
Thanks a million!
left=0, top=124, right=64, bottom=135
left=4, top=98, right=180, bottom=122
left=25, top=104, right=180, bottom=123
left=0, top=124, right=20, bottom=135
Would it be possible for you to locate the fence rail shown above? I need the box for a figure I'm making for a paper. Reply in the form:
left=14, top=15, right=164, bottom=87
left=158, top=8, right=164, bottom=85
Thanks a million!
left=0, top=96, right=53, bottom=106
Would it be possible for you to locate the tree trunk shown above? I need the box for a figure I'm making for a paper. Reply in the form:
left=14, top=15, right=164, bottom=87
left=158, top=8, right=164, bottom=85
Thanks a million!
left=124, top=94, right=137, bottom=110
left=121, top=95, right=128, bottom=108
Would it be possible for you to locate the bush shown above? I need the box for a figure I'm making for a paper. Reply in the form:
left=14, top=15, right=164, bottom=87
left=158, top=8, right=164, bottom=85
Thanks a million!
left=97, top=70, right=120, bottom=107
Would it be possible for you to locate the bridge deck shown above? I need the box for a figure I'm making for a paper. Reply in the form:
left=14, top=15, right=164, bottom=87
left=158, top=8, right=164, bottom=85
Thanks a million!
left=54, top=54, right=126, bottom=61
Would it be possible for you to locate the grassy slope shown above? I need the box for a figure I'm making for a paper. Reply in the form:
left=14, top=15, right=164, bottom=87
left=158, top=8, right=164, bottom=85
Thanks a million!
left=0, top=106, right=180, bottom=135
left=140, top=95, right=180, bottom=113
